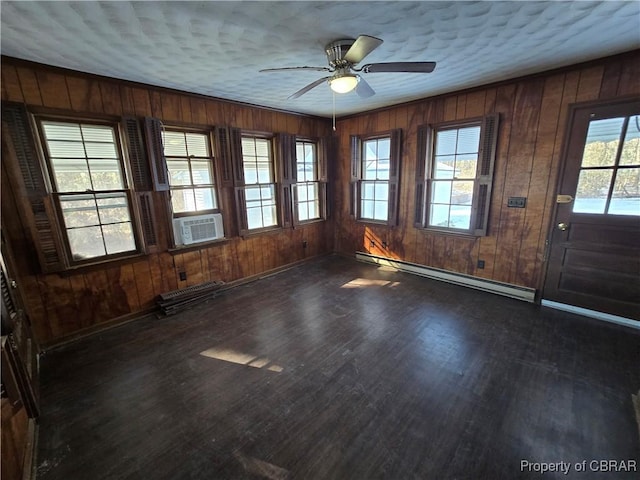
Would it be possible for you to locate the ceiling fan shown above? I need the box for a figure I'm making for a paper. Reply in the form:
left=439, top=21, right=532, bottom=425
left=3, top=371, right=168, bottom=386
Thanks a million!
left=260, top=35, right=436, bottom=99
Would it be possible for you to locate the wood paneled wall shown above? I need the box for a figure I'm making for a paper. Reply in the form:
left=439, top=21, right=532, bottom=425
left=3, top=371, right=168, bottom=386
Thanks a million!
left=1, top=58, right=333, bottom=345
left=333, top=51, right=640, bottom=289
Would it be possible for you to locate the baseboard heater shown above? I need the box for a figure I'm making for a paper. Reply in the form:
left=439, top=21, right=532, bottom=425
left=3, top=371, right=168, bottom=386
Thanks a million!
left=355, top=252, right=536, bottom=302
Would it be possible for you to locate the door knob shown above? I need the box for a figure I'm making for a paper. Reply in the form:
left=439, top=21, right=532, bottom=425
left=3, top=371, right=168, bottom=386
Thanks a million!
left=557, top=222, right=569, bottom=231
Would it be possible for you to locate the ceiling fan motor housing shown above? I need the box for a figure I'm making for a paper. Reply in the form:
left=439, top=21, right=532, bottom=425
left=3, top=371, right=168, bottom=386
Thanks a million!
left=325, top=39, right=355, bottom=68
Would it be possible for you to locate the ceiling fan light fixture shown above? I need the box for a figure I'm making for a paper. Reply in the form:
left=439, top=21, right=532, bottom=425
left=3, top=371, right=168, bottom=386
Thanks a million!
left=329, top=73, right=359, bottom=94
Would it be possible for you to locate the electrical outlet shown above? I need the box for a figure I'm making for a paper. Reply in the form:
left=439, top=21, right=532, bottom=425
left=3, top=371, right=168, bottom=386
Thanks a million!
left=477, top=259, right=485, bottom=269
left=507, top=197, right=527, bottom=208
left=302, top=240, right=308, bottom=248
left=179, top=271, right=187, bottom=281
left=370, top=240, right=376, bottom=247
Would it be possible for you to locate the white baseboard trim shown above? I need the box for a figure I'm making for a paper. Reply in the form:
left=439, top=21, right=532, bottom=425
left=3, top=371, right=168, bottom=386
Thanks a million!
left=355, top=252, right=536, bottom=302
left=541, top=299, right=640, bottom=330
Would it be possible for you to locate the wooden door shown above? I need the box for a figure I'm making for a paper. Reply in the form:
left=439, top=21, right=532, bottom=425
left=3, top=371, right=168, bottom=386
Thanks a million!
left=543, top=99, right=640, bottom=321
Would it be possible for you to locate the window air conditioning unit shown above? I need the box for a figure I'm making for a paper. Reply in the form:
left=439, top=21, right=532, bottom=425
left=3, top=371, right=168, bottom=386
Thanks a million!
left=174, top=213, right=224, bottom=245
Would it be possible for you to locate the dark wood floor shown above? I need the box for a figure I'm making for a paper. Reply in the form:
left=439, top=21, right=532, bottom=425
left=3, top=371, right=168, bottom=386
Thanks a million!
left=35, top=255, right=639, bottom=480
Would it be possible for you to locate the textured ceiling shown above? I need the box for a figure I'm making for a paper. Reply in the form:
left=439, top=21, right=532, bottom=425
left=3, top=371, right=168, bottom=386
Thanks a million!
left=1, top=1, right=639, bottom=118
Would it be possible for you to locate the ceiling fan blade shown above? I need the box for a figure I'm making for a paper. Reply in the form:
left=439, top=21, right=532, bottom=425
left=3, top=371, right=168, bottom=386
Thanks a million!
left=343, top=35, right=383, bottom=64
left=288, top=77, right=330, bottom=99
left=355, top=77, right=375, bottom=98
left=362, top=62, right=436, bottom=73
left=260, top=66, right=331, bottom=73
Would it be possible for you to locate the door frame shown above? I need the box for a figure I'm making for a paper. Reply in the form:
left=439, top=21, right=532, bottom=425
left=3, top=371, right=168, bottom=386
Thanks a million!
left=540, top=95, right=640, bottom=321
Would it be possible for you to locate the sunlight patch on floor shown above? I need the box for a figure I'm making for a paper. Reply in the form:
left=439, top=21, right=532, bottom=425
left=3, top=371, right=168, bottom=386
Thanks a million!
left=200, top=347, right=284, bottom=372
left=340, top=278, right=401, bottom=288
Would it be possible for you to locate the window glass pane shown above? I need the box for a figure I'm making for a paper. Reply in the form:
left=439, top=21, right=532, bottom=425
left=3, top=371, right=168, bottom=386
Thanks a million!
left=67, top=226, right=106, bottom=260
left=262, top=204, right=277, bottom=227
left=242, top=138, right=256, bottom=156
left=185, top=133, right=208, bottom=157
left=247, top=208, right=263, bottom=230
left=60, top=195, right=99, bottom=228
left=362, top=181, right=375, bottom=200
left=609, top=167, right=640, bottom=215
left=308, top=201, right=319, bottom=219
left=171, top=189, right=195, bottom=213
left=435, top=130, right=457, bottom=155
left=434, top=157, right=455, bottom=179
left=298, top=203, right=309, bottom=222
left=429, top=204, right=449, bottom=227
left=90, top=160, right=124, bottom=190
left=432, top=181, right=452, bottom=204
left=296, top=144, right=305, bottom=163
left=449, top=206, right=472, bottom=229
left=298, top=184, right=309, bottom=202
left=451, top=181, right=474, bottom=205
left=194, top=187, right=216, bottom=211
left=364, top=140, right=377, bottom=160
left=163, top=131, right=187, bottom=156
left=377, top=159, right=390, bottom=180
left=43, top=122, right=82, bottom=141
left=51, top=159, right=92, bottom=191
left=305, top=144, right=315, bottom=163
left=374, top=201, right=388, bottom=221
left=167, top=160, right=191, bottom=186
left=96, top=194, right=130, bottom=223
left=47, top=140, right=86, bottom=158
left=363, top=159, right=378, bottom=180
left=80, top=125, right=114, bottom=143
left=84, top=142, right=117, bottom=159
left=102, top=223, right=136, bottom=254
left=573, top=169, right=613, bottom=214
left=581, top=118, right=624, bottom=167
left=374, top=182, right=389, bottom=200
left=454, top=155, right=478, bottom=179
left=245, top=186, right=261, bottom=203
left=244, top=165, right=258, bottom=185
left=456, top=126, right=481, bottom=154
left=257, top=162, right=271, bottom=183
left=255, top=139, right=270, bottom=157
left=361, top=199, right=374, bottom=219
left=377, top=138, right=390, bottom=159
left=191, top=161, right=212, bottom=184
left=621, top=116, right=640, bottom=166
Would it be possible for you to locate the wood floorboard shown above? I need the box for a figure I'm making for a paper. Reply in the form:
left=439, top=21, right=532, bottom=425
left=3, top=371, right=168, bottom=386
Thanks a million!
left=35, top=255, right=639, bottom=479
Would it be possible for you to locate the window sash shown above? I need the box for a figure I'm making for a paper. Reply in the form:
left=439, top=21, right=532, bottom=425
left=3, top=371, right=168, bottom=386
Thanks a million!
left=164, top=129, right=219, bottom=216
left=38, top=118, right=140, bottom=263
left=417, top=115, right=498, bottom=236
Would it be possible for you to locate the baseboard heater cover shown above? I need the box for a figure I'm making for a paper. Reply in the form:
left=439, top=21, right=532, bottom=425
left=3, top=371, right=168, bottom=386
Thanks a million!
left=355, top=252, right=536, bottom=302
left=541, top=299, right=640, bottom=330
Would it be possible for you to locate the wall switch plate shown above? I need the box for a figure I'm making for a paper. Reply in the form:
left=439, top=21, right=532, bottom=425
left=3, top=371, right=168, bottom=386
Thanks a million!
left=477, top=260, right=485, bottom=269
left=179, top=271, right=187, bottom=281
left=507, top=197, right=527, bottom=208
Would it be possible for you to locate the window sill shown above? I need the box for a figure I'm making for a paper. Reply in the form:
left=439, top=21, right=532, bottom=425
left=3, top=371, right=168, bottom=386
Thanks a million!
left=356, top=218, right=391, bottom=227
left=417, top=226, right=483, bottom=239
left=59, top=252, right=146, bottom=276
left=241, top=225, right=283, bottom=238
left=168, top=237, right=231, bottom=255
left=294, top=218, right=327, bottom=228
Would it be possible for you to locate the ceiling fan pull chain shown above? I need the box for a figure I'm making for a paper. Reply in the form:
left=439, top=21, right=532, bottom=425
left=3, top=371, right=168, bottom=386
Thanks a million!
left=332, top=91, right=336, bottom=131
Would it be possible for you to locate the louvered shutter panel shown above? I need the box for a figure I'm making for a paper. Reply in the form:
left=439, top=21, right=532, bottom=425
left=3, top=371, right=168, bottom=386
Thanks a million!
left=143, top=117, right=170, bottom=191
left=318, top=136, right=332, bottom=219
left=121, top=117, right=159, bottom=252
left=229, top=127, right=244, bottom=187
left=2, top=103, right=66, bottom=272
left=122, top=117, right=152, bottom=191
left=414, top=125, right=429, bottom=227
left=278, top=134, right=297, bottom=185
left=387, top=129, right=402, bottom=226
left=277, top=134, right=296, bottom=228
left=350, top=136, right=361, bottom=218
left=213, top=127, right=234, bottom=187
left=473, top=114, right=499, bottom=236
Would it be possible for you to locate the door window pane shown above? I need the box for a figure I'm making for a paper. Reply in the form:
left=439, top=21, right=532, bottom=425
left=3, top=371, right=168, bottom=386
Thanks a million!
left=574, top=169, right=613, bottom=214
left=581, top=117, right=624, bottom=167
